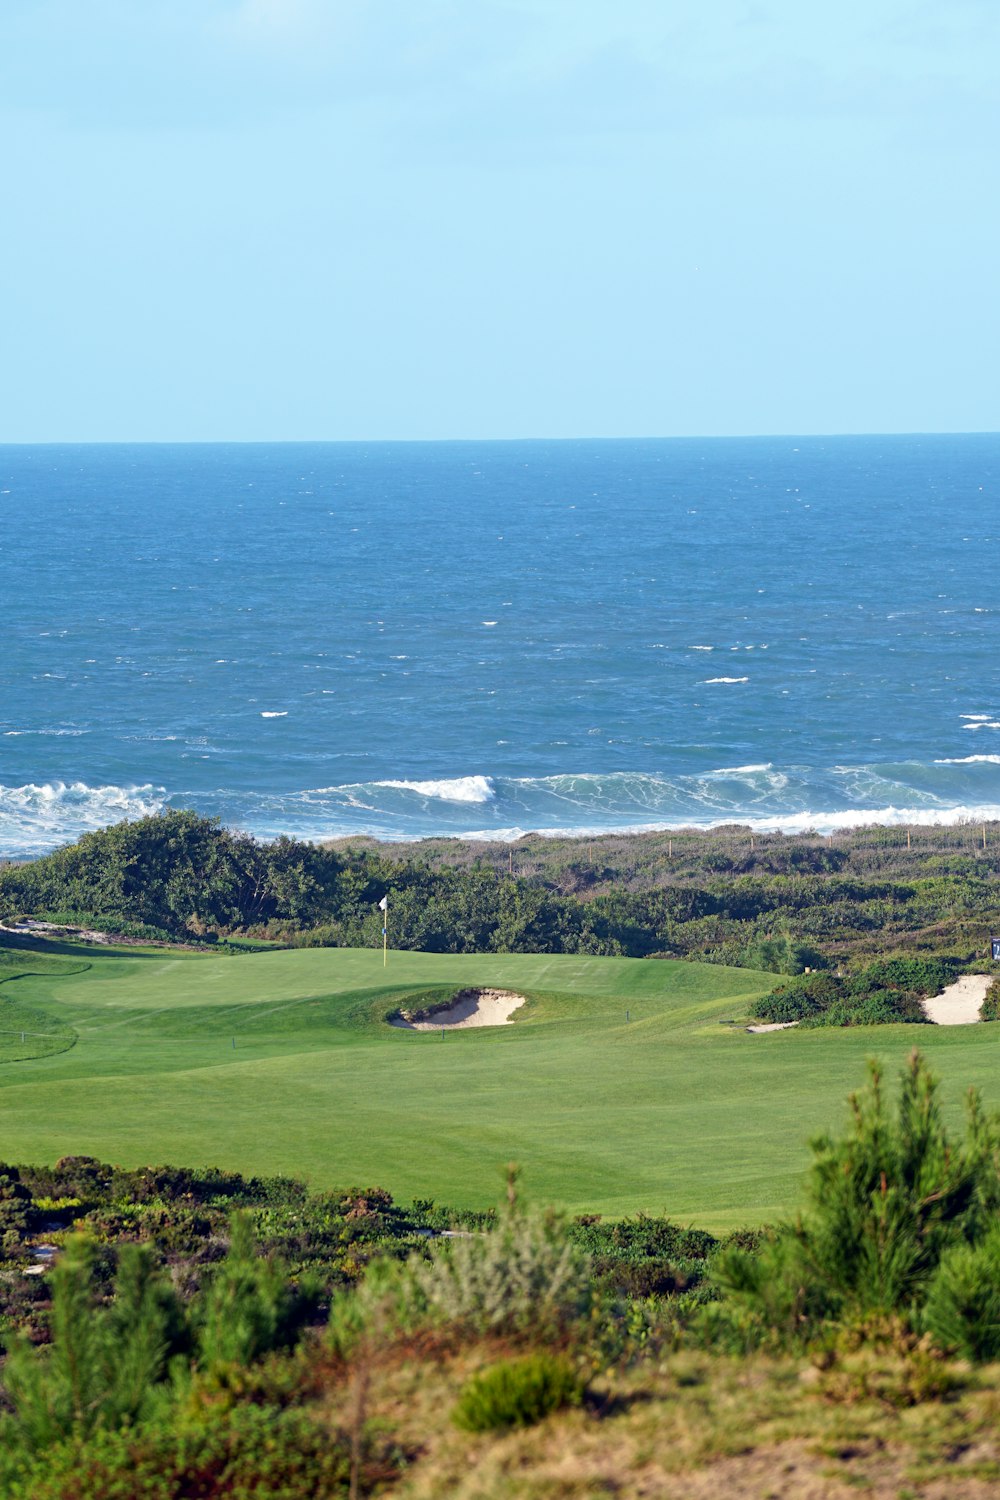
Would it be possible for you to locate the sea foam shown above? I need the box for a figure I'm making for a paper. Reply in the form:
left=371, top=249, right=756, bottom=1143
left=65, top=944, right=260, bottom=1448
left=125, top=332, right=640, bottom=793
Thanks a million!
left=374, top=776, right=496, bottom=804
left=0, top=782, right=166, bottom=857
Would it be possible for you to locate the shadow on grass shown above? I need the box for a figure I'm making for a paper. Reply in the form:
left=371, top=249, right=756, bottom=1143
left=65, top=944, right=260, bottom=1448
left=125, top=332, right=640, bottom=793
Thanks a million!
left=0, top=933, right=206, bottom=962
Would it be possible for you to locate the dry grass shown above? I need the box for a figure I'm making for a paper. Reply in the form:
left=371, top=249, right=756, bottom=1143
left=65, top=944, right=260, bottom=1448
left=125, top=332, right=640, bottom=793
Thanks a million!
left=313, top=1340, right=1000, bottom=1499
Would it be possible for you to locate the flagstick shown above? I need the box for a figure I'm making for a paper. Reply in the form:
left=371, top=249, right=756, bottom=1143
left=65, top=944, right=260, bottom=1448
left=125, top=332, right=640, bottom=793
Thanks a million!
left=383, top=905, right=388, bottom=967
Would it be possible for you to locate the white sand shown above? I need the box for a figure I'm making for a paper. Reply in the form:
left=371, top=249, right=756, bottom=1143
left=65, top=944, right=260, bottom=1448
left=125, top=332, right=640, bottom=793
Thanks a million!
left=390, top=988, right=527, bottom=1031
left=922, top=974, right=992, bottom=1026
left=746, top=1020, right=800, bottom=1034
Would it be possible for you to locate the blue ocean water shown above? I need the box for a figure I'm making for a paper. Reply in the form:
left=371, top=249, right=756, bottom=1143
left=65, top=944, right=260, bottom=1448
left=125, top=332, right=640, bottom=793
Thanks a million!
left=1, top=435, right=998, bottom=856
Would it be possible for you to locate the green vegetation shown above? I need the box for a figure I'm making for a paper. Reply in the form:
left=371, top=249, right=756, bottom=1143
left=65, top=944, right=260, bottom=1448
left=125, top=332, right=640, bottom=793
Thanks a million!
left=2, top=1055, right=1000, bottom=1496
left=5, top=811, right=1000, bottom=980
left=1, top=928, right=1000, bottom=1223
left=748, top=955, right=961, bottom=1027
left=452, top=1352, right=584, bottom=1432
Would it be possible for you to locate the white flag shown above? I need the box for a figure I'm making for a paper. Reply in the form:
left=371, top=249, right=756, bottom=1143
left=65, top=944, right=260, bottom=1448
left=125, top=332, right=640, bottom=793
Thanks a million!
left=377, top=895, right=388, bottom=911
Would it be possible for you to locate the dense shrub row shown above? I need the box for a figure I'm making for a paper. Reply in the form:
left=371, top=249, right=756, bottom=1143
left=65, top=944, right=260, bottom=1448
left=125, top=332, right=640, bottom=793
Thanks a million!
left=3, top=811, right=1000, bottom=985
left=747, top=956, right=961, bottom=1027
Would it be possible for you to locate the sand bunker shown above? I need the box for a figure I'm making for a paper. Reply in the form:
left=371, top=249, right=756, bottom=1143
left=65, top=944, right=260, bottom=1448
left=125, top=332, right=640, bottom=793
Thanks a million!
left=922, top=974, right=992, bottom=1026
left=746, top=1020, right=800, bottom=1034
left=390, top=988, right=527, bottom=1031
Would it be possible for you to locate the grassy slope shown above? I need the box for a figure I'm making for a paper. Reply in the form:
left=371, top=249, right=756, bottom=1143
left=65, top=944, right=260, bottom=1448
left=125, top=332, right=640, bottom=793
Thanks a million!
left=331, top=1343, right=1000, bottom=1500
left=1, top=941, right=998, bottom=1227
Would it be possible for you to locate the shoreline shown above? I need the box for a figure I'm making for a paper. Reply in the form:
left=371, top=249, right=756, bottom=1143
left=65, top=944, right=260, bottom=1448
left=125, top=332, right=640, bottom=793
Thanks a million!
left=322, top=812, right=1000, bottom=855
left=5, top=811, right=1000, bottom=865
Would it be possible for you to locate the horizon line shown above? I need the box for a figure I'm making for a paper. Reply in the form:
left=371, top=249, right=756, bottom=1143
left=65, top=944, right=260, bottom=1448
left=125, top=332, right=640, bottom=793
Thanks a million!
left=0, top=428, right=998, bottom=447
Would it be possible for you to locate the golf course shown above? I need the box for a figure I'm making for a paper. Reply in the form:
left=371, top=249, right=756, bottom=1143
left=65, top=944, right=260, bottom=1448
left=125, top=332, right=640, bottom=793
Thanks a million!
left=2, top=938, right=999, bottom=1228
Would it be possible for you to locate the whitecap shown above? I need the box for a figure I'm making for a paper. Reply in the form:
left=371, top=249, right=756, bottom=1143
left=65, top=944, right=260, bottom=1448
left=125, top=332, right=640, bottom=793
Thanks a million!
left=702, top=676, right=749, bottom=684
left=934, top=756, right=1000, bottom=765
left=0, top=782, right=166, bottom=857
left=710, top=763, right=773, bottom=774
left=375, top=776, right=496, bottom=804
left=260, top=711, right=288, bottom=718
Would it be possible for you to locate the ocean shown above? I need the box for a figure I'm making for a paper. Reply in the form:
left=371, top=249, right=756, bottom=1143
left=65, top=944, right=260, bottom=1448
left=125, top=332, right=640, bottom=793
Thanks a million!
left=1, top=434, right=998, bottom=857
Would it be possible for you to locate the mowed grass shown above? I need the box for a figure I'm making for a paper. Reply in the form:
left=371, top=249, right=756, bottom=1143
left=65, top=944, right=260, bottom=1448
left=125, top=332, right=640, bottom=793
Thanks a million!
left=1, top=940, right=999, bottom=1227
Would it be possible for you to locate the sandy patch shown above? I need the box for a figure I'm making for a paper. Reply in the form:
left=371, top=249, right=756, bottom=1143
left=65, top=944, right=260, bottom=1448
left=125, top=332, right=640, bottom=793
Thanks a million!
left=746, top=1020, right=800, bottom=1034
left=922, top=974, right=992, bottom=1026
left=390, top=988, right=527, bottom=1031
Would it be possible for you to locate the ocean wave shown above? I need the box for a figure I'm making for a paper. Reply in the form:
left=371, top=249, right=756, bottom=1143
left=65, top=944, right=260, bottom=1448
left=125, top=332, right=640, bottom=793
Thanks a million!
left=374, top=776, right=496, bottom=804
left=935, top=756, right=1000, bottom=765
left=702, top=677, right=749, bottom=684
left=8, top=762, right=1000, bottom=855
left=0, top=782, right=166, bottom=856
left=461, top=806, right=1000, bottom=841
left=707, top=763, right=773, bottom=775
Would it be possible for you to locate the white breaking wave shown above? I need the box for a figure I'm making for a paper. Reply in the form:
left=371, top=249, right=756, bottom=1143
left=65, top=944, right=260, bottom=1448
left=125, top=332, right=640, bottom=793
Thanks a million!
left=260, top=711, right=288, bottom=718
left=461, top=803, right=1000, bottom=842
left=702, top=676, right=749, bottom=684
left=375, top=776, right=496, bottom=804
left=934, top=755, right=1000, bottom=765
left=709, top=763, right=773, bottom=775
left=962, top=721, right=1000, bottom=730
left=0, top=782, right=166, bottom=856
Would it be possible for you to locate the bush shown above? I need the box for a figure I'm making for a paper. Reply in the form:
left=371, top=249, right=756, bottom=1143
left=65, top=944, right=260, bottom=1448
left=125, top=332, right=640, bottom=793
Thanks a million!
left=923, top=1224, right=1000, bottom=1361
left=197, top=1213, right=319, bottom=1368
left=403, top=1206, right=592, bottom=1340
left=2, top=1235, right=185, bottom=1452
left=747, top=973, right=838, bottom=1023
left=713, top=1052, right=1000, bottom=1344
left=980, top=978, right=1000, bottom=1021
left=803, top=990, right=929, bottom=1027
left=333, top=1202, right=594, bottom=1351
left=1, top=1401, right=352, bottom=1500
left=452, top=1352, right=583, bottom=1433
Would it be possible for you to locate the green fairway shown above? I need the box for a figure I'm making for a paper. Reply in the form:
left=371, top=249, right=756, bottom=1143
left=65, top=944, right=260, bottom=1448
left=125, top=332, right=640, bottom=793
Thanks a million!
left=1, top=940, right=998, bottom=1227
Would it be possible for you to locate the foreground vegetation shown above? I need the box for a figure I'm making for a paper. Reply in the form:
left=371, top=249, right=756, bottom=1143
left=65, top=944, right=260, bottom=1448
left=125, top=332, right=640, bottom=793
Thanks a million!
left=4, top=811, right=1000, bottom=980
left=4, top=1056, right=1000, bottom=1497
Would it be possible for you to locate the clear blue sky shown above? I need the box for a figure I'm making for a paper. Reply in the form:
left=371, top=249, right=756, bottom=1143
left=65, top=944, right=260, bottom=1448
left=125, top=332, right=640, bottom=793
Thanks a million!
left=3, top=1, right=997, bottom=441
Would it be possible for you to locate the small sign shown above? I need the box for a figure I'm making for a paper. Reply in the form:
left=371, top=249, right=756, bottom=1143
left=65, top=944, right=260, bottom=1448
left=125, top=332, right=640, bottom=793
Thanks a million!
left=991, top=937, right=1000, bottom=962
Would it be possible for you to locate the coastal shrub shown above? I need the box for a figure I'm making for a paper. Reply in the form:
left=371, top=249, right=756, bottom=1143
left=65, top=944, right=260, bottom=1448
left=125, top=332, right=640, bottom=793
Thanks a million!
left=747, top=973, right=837, bottom=1023
left=333, top=1203, right=593, bottom=1350
left=3, top=1235, right=185, bottom=1452
left=713, top=1053, right=1000, bottom=1342
left=980, top=979, right=1000, bottom=1021
left=922, top=1224, right=1000, bottom=1362
left=403, top=1206, right=592, bottom=1339
left=801, top=990, right=928, bottom=1028
left=570, top=1216, right=718, bottom=1300
left=0, top=1401, right=352, bottom=1500
left=196, top=1213, right=320, bottom=1368
left=453, top=1352, right=584, bottom=1432
left=843, top=956, right=958, bottom=998
left=750, top=958, right=949, bottom=1028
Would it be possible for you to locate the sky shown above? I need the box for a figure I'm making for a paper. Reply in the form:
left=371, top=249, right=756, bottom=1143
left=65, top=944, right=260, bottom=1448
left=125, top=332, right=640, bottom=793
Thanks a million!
left=2, top=0, right=998, bottom=441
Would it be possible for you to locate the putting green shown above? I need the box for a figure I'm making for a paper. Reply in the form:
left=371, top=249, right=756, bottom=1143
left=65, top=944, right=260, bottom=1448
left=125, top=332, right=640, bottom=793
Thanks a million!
left=1, top=942, right=997, bottom=1227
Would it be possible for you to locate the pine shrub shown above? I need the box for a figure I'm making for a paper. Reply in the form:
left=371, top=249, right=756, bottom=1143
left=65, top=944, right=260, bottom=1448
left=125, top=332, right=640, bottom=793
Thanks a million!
left=713, top=1052, right=1000, bottom=1343
left=452, top=1352, right=583, bottom=1432
left=923, top=1224, right=1000, bottom=1361
left=1, top=1402, right=351, bottom=1500
left=3, top=1236, right=184, bottom=1452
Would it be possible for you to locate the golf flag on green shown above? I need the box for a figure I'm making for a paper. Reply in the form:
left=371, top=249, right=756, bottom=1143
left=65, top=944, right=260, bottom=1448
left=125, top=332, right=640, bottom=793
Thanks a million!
left=378, top=894, right=388, bottom=965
